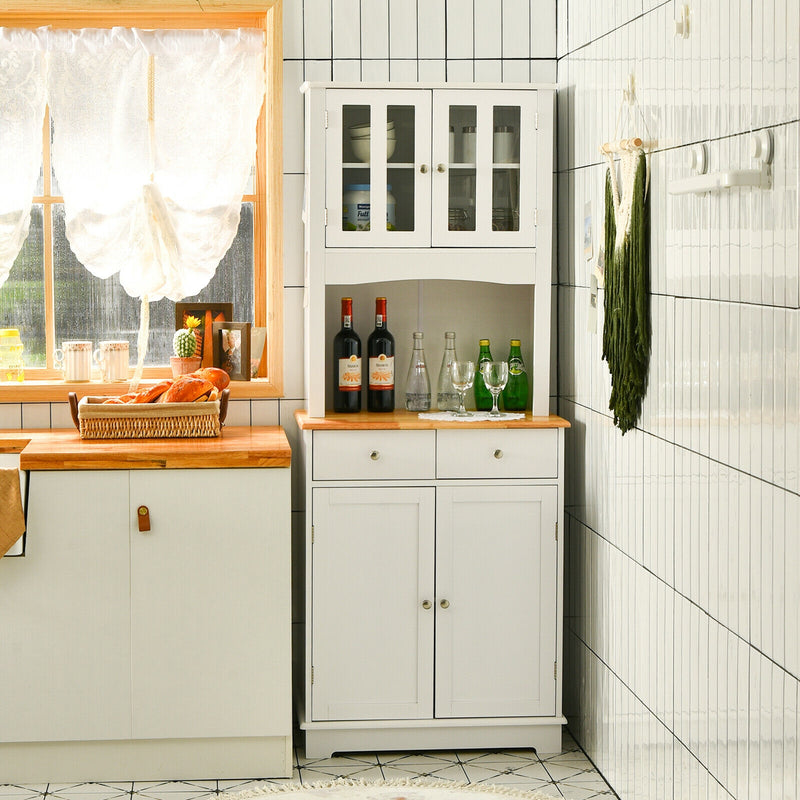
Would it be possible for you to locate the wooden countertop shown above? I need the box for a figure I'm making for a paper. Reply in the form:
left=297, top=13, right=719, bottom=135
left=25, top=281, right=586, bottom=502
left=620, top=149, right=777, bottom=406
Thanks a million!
left=0, top=427, right=291, bottom=470
left=295, top=409, right=570, bottom=430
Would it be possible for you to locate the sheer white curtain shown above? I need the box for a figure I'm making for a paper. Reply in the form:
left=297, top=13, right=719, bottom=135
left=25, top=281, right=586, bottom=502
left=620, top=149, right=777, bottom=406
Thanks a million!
left=0, top=28, right=47, bottom=289
left=46, top=27, right=266, bottom=302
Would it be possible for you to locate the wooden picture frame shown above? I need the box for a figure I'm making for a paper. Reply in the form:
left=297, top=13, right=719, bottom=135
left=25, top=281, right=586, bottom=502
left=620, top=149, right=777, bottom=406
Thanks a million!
left=175, top=302, right=233, bottom=369
left=212, top=321, right=251, bottom=381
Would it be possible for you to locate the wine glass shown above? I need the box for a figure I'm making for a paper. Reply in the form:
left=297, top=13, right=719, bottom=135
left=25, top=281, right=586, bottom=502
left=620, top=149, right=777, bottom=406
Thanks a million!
left=481, top=361, right=509, bottom=417
left=449, top=360, right=475, bottom=417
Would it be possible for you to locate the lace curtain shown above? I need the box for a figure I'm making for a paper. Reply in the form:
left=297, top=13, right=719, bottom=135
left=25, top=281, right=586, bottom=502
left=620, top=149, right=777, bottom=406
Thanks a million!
left=46, top=27, right=266, bottom=302
left=0, top=28, right=47, bottom=288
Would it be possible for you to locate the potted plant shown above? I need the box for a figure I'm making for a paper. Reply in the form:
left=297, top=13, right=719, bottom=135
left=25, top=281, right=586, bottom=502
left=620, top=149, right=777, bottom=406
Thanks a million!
left=170, top=315, right=202, bottom=377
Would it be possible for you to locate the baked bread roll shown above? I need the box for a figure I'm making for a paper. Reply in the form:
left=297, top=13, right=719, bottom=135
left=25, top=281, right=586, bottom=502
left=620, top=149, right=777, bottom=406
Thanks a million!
left=191, top=366, right=231, bottom=391
left=162, top=375, right=214, bottom=403
left=132, top=380, right=173, bottom=403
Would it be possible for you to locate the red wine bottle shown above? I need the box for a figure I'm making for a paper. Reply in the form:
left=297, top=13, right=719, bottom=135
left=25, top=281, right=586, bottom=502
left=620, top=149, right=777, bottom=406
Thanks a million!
left=332, top=297, right=362, bottom=412
left=367, top=296, right=395, bottom=412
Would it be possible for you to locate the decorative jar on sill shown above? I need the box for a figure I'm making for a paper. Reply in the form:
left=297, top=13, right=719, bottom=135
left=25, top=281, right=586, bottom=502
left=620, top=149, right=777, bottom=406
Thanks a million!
left=0, top=328, right=25, bottom=382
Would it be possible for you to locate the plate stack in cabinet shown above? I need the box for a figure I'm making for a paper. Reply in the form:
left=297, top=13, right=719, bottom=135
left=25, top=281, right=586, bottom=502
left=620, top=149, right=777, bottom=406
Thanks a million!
left=297, top=81, right=568, bottom=759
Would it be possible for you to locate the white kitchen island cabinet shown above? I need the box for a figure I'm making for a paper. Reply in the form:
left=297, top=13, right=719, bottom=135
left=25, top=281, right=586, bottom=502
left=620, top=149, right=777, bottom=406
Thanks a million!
left=296, top=413, right=568, bottom=759
left=0, top=428, right=292, bottom=783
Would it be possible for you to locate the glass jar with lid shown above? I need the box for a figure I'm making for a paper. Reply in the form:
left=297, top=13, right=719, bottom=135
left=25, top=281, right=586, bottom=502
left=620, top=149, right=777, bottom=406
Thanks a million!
left=0, top=328, right=25, bottom=382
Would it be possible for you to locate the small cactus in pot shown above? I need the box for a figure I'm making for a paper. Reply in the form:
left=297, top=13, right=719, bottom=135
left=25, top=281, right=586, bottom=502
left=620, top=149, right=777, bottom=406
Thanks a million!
left=170, top=315, right=202, bottom=376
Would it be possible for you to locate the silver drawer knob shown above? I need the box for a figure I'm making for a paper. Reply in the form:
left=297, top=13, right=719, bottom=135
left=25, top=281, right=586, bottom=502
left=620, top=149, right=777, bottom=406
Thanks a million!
left=440, top=599, right=450, bottom=609
left=493, top=449, right=504, bottom=460
left=370, top=450, right=381, bottom=461
left=422, top=600, right=432, bottom=610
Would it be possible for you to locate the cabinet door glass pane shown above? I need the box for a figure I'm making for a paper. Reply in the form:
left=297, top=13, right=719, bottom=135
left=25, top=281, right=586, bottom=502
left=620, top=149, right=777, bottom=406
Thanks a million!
left=341, top=104, right=417, bottom=234
left=386, top=104, right=415, bottom=232
left=342, top=105, right=371, bottom=231
left=492, top=106, right=521, bottom=232
left=448, top=105, right=476, bottom=231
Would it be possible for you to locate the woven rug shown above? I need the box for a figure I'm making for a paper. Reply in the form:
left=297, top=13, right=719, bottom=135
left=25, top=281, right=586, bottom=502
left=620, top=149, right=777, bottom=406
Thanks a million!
left=222, top=778, right=555, bottom=800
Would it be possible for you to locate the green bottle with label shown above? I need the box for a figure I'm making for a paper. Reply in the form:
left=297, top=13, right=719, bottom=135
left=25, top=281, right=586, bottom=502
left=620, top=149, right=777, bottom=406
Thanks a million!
left=473, top=338, right=493, bottom=411
left=502, top=338, right=528, bottom=411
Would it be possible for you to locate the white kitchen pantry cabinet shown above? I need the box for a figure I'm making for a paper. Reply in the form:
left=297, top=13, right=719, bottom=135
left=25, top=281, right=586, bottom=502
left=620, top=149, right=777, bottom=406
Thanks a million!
left=0, top=466, right=291, bottom=781
left=296, top=419, right=568, bottom=758
left=301, top=81, right=555, bottom=417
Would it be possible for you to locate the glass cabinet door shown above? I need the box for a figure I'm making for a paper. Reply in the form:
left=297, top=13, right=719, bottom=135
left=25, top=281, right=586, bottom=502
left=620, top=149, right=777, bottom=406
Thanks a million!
left=325, top=89, right=431, bottom=247
left=431, top=90, right=538, bottom=248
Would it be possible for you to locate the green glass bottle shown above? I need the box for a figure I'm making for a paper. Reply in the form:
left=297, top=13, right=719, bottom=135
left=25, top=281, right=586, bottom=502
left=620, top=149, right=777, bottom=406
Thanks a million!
left=502, top=338, right=528, bottom=411
left=473, top=338, right=494, bottom=411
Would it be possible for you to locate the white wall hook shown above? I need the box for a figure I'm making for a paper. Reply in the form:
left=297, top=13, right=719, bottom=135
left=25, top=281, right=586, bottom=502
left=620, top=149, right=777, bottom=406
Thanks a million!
left=688, top=143, right=707, bottom=174
left=750, top=130, right=773, bottom=164
left=675, top=4, right=690, bottom=38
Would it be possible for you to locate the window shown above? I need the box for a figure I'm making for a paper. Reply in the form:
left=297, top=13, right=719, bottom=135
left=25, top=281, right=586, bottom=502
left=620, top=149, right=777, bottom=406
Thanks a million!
left=0, top=0, right=283, bottom=398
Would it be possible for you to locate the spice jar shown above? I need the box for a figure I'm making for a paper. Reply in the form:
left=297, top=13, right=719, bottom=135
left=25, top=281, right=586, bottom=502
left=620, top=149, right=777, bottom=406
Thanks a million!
left=461, top=125, right=476, bottom=163
left=493, top=125, right=515, bottom=162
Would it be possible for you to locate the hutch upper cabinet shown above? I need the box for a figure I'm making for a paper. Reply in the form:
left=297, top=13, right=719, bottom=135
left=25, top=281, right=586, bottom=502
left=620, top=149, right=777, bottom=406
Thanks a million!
left=301, top=82, right=555, bottom=416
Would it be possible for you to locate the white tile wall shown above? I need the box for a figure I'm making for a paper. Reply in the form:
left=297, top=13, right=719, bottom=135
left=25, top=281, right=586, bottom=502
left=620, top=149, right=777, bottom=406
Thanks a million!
left=559, top=2, right=800, bottom=799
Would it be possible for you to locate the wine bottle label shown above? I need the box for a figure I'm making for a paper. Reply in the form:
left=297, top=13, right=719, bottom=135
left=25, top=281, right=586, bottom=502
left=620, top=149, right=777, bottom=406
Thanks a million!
left=369, top=354, right=394, bottom=390
left=338, top=355, right=362, bottom=390
left=343, top=314, right=352, bottom=327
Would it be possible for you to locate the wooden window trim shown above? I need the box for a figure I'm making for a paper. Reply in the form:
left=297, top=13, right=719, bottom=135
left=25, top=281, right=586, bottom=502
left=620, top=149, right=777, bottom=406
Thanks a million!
left=0, top=0, right=283, bottom=402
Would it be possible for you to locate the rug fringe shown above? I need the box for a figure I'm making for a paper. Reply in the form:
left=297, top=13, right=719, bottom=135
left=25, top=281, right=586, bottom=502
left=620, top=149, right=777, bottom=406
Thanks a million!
left=221, top=777, right=558, bottom=800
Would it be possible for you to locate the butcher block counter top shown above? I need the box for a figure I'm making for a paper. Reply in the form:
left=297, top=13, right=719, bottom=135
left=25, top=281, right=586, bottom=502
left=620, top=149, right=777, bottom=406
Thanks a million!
left=0, top=427, right=290, bottom=470
left=295, top=409, right=570, bottom=430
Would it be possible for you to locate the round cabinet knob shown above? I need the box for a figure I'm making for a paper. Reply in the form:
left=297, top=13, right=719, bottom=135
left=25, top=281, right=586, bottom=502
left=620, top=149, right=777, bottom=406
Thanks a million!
left=493, top=449, right=504, bottom=460
left=440, top=599, right=450, bottom=609
left=436, top=163, right=447, bottom=173
left=419, top=164, right=429, bottom=174
left=422, top=600, right=432, bottom=610
left=370, top=450, right=381, bottom=461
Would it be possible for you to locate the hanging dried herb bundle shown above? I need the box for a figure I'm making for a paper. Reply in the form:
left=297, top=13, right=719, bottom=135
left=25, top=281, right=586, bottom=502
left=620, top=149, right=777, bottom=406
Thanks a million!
left=602, top=153, right=650, bottom=434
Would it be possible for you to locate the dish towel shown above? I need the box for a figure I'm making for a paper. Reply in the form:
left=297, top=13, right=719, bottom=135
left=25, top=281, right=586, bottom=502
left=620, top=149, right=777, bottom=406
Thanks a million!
left=0, top=468, right=25, bottom=558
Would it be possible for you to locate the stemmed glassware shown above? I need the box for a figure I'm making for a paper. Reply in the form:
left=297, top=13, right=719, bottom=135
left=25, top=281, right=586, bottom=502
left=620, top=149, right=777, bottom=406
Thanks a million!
left=449, top=360, right=475, bottom=417
left=481, top=361, right=509, bottom=417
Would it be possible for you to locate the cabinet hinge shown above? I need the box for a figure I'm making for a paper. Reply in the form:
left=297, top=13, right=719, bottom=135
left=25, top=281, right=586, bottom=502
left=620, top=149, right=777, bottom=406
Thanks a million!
left=554, top=661, right=558, bottom=680
left=534, top=208, right=538, bottom=227
left=324, top=208, right=328, bottom=227
left=535, top=111, right=539, bottom=130
left=555, top=521, right=558, bottom=541
left=311, top=666, right=315, bottom=684
left=311, top=525, right=315, bottom=544
left=324, top=110, right=329, bottom=128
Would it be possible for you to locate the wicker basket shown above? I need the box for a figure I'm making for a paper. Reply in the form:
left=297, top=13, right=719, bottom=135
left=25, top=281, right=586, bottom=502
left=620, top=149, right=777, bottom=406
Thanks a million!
left=69, top=391, right=229, bottom=439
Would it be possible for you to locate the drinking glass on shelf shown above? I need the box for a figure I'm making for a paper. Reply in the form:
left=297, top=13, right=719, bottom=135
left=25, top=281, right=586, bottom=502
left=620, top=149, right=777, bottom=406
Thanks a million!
left=449, top=360, right=475, bottom=417
left=481, top=361, right=509, bottom=417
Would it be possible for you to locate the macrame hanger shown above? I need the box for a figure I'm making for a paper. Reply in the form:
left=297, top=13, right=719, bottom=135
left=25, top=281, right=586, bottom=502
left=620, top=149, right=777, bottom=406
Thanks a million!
left=601, top=74, right=653, bottom=249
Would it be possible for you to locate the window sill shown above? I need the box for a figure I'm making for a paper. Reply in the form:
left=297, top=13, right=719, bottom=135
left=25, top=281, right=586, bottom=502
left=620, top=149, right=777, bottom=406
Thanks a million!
left=0, top=378, right=282, bottom=403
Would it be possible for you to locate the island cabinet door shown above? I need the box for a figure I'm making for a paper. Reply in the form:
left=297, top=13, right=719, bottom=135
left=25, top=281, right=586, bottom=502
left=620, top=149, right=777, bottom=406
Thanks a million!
left=0, top=470, right=132, bottom=743
left=129, top=468, right=291, bottom=741
left=434, top=485, right=558, bottom=719
left=311, top=486, right=435, bottom=721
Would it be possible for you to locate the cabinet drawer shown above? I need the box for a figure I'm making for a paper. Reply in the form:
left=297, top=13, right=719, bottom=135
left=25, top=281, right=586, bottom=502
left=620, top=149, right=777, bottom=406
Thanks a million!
left=313, top=430, right=436, bottom=480
left=436, top=429, right=558, bottom=479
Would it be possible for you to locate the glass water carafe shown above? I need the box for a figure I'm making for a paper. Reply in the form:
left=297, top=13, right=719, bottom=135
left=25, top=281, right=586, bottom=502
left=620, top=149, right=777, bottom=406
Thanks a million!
left=405, top=331, right=431, bottom=411
left=436, top=331, right=459, bottom=411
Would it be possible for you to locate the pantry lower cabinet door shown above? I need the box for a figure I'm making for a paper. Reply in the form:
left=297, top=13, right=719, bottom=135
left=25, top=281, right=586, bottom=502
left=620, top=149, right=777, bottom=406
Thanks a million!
left=434, top=485, right=558, bottom=719
left=129, top=468, right=291, bottom=740
left=311, top=486, right=435, bottom=721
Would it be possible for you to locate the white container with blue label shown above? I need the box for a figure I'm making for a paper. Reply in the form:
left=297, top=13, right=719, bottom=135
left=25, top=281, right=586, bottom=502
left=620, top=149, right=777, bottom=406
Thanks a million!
left=342, top=184, right=396, bottom=231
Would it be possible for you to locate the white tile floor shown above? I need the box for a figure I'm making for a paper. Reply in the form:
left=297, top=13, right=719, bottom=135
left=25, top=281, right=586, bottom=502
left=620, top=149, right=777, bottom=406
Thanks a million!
left=0, top=732, right=616, bottom=800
